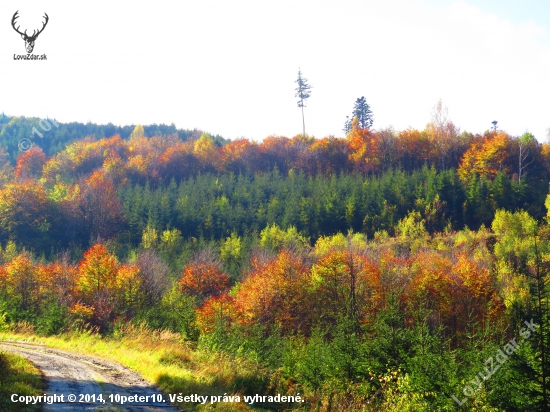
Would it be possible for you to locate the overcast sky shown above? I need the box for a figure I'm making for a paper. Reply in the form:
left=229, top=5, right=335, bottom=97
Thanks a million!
left=1, top=0, right=549, bottom=141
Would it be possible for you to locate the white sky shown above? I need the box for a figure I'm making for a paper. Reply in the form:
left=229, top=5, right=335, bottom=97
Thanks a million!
left=1, top=0, right=549, bottom=141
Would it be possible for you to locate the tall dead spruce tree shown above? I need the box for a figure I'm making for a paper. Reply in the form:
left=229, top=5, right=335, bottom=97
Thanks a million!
left=295, top=69, right=312, bottom=137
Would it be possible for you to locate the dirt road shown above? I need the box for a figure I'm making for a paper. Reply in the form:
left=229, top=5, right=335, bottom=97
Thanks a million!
left=0, top=341, right=180, bottom=411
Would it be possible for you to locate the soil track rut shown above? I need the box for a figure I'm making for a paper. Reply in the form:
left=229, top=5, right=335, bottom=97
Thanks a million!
left=0, top=341, right=179, bottom=411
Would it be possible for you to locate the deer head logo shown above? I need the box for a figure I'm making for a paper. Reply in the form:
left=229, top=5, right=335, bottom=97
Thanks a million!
left=12, top=11, right=49, bottom=54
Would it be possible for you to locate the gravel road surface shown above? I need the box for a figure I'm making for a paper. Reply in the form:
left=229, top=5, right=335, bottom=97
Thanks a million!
left=0, top=341, right=180, bottom=411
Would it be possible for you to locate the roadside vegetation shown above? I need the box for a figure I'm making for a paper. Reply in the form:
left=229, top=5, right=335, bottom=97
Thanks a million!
left=1, top=323, right=265, bottom=411
left=0, top=348, right=44, bottom=412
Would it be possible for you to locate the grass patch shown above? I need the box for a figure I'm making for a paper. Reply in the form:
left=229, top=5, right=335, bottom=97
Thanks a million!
left=0, top=350, right=45, bottom=412
left=0, top=323, right=278, bottom=411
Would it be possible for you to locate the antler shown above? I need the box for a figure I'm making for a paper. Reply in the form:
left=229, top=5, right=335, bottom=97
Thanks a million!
left=11, top=11, right=27, bottom=37
left=33, top=13, right=49, bottom=38
left=11, top=11, right=49, bottom=40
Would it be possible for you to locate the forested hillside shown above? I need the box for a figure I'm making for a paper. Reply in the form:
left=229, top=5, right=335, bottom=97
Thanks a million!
left=0, top=114, right=227, bottom=162
left=1, top=114, right=550, bottom=410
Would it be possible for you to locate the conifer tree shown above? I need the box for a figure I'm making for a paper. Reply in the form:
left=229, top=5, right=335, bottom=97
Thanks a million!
left=295, top=69, right=312, bottom=137
left=344, top=96, right=373, bottom=134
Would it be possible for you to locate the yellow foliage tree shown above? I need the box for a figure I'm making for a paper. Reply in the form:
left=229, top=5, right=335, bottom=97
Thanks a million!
left=130, top=124, right=145, bottom=140
left=458, top=131, right=510, bottom=181
left=193, top=133, right=218, bottom=169
left=347, top=117, right=381, bottom=173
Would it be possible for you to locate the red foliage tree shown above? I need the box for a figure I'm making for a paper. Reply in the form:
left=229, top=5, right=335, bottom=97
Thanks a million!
left=15, top=146, right=46, bottom=180
left=233, top=250, right=309, bottom=334
left=220, top=138, right=261, bottom=174
left=77, top=171, right=124, bottom=239
left=179, top=251, right=229, bottom=300
left=158, top=141, right=198, bottom=180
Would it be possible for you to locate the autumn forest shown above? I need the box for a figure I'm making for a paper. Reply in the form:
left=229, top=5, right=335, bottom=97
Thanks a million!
left=1, top=110, right=550, bottom=411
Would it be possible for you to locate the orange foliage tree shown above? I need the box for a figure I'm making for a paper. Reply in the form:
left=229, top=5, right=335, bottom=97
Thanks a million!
left=158, top=141, right=198, bottom=180
left=309, top=136, right=350, bottom=175
left=77, top=171, right=124, bottom=240
left=405, top=250, right=503, bottom=345
left=77, top=243, right=119, bottom=300
left=458, top=131, right=511, bottom=181
left=179, top=250, right=229, bottom=300
left=3, top=253, right=41, bottom=311
left=101, top=149, right=127, bottom=185
left=38, top=252, right=78, bottom=307
left=396, top=128, right=433, bottom=170
left=15, top=146, right=46, bottom=180
left=0, top=181, right=55, bottom=249
left=75, top=243, right=141, bottom=327
left=347, top=117, right=381, bottom=173
left=220, top=138, right=260, bottom=174
left=259, top=135, right=292, bottom=172
left=232, top=250, right=310, bottom=334
left=196, top=294, right=235, bottom=334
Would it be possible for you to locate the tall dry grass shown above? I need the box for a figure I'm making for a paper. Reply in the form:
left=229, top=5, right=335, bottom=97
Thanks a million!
left=0, top=322, right=275, bottom=411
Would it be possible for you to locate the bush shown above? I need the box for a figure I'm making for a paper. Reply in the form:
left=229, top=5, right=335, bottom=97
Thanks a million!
left=36, top=300, right=69, bottom=335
